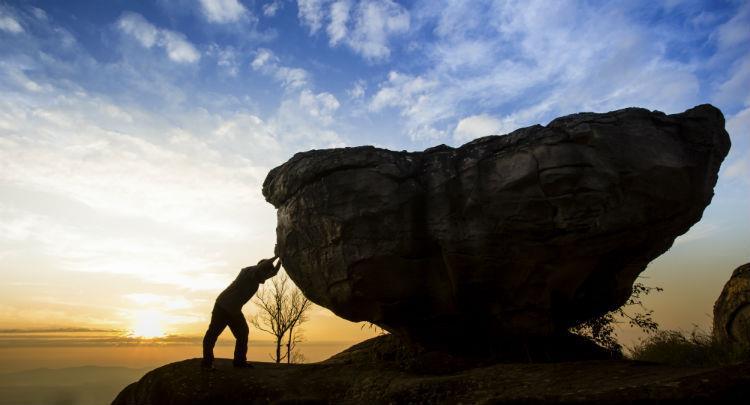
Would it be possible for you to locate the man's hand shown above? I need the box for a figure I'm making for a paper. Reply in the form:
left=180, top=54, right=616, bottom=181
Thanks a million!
left=252, top=256, right=281, bottom=280
left=264, top=257, right=281, bottom=278
left=257, top=256, right=277, bottom=266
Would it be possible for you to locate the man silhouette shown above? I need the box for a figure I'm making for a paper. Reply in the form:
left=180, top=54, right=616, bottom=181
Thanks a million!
left=202, top=256, right=281, bottom=369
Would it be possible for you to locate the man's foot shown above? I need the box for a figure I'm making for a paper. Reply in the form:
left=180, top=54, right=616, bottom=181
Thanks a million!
left=201, top=361, right=215, bottom=371
left=232, top=361, right=254, bottom=368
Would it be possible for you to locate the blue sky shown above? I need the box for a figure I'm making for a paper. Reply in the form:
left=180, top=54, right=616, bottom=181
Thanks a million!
left=0, top=0, right=748, bottom=344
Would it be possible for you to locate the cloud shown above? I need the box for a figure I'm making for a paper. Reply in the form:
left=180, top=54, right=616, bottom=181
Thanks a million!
left=124, top=293, right=193, bottom=310
left=347, top=79, right=365, bottom=99
left=0, top=100, right=272, bottom=237
left=209, top=44, right=240, bottom=76
left=369, top=71, right=437, bottom=111
left=117, top=12, right=200, bottom=63
left=251, top=48, right=310, bottom=89
left=263, top=0, right=284, bottom=17
left=160, top=30, right=202, bottom=63
left=297, top=0, right=409, bottom=60
left=347, top=0, right=409, bottom=60
left=725, top=157, right=750, bottom=182
left=365, top=0, right=703, bottom=141
left=714, top=1, right=750, bottom=51
left=0, top=328, right=207, bottom=347
left=0, top=13, right=23, bottom=34
left=0, top=327, right=119, bottom=333
left=297, top=0, right=328, bottom=34
left=369, top=71, right=445, bottom=139
left=273, top=90, right=345, bottom=149
left=116, top=12, right=159, bottom=47
left=298, top=89, right=340, bottom=124
left=715, top=56, right=750, bottom=107
left=246, top=47, right=345, bottom=148
left=327, top=0, right=351, bottom=45
left=727, top=105, right=750, bottom=140
left=723, top=106, right=750, bottom=184
left=673, top=221, right=720, bottom=245
left=453, top=114, right=504, bottom=142
left=1, top=63, right=49, bottom=93
left=199, top=0, right=248, bottom=23
left=30, top=7, right=47, bottom=21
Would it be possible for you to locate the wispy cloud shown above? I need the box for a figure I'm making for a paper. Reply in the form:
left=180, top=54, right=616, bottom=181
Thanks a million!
left=674, top=222, right=721, bottom=245
left=117, top=12, right=200, bottom=63
left=248, top=47, right=345, bottom=146
left=347, top=79, right=365, bottom=99
left=346, top=0, right=409, bottom=60
left=199, top=0, right=249, bottom=23
left=0, top=329, right=203, bottom=347
left=297, top=0, right=409, bottom=60
left=367, top=0, right=704, bottom=142
left=263, top=1, right=284, bottom=17
left=0, top=10, right=23, bottom=34
left=209, top=44, right=241, bottom=76
left=327, top=0, right=350, bottom=46
left=251, top=48, right=310, bottom=90
left=0, top=327, right=120, bottom=334
left=297, top=0, right=327, bottom=34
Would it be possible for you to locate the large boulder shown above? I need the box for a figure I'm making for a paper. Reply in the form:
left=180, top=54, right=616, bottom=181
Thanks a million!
left=714, top=263, right=750, bottom=347
left=263, top=104, right=730, bottom=347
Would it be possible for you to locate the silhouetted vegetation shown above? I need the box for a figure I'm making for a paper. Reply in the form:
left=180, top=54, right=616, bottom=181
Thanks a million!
left=629, top=328, right=750, bottom=367
left=251, top=273, right=312, bottom=363
left=570, top=282, right=663, bottom=353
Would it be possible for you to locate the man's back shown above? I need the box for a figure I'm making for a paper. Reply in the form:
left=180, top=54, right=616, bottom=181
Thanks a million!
left=216, top=266, right=260, bottom=312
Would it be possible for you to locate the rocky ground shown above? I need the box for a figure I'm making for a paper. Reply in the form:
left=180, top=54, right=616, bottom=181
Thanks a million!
left=113, top=336, right=750, bottom=404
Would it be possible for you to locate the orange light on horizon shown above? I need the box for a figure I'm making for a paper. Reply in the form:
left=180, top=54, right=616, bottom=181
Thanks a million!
left=128, top=310, right=167, bottom=339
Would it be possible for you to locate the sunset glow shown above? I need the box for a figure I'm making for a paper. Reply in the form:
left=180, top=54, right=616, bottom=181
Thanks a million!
left=129, top=311, right=167, bottom=339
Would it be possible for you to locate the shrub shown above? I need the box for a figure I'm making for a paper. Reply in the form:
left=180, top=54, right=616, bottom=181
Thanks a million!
left=628, top=328, right=750, bottom=367
left=570, top=282, right=662, bottom=354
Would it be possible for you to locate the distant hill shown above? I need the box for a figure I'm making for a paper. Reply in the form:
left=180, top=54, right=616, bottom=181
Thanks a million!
left=0, top=365, right=151, bottom=405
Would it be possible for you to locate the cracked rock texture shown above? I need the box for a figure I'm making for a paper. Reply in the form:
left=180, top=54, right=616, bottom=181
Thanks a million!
left=714, top=263, right=750, bottom=347
left=263, top=104, right=730, bottom=346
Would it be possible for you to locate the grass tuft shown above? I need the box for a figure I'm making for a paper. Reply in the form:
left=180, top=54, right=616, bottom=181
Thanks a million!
left=628, top=328, right=750, bottom=367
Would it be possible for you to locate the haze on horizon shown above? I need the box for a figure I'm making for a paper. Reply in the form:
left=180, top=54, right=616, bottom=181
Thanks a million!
left=0, top=0, right=748, bottom=372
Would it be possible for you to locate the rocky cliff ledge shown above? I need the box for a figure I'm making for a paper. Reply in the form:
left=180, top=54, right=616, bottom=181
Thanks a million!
left=113, top=336, right=750, bottom=404
left=263, top=104, right=730, bottom=347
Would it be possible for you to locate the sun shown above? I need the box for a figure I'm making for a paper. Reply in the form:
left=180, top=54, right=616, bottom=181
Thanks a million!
left=129, top=310, right=167, bottom=338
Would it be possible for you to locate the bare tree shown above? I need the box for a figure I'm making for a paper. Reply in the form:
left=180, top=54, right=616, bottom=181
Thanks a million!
left=285, top=287, right=312, bottom=363
left=251, top=272, right=312, bottom=363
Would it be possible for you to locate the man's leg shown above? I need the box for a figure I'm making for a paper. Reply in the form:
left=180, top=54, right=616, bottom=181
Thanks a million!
left=202, top=306, right=229, bottom=367
left=226, top=310, right=249, bottom=366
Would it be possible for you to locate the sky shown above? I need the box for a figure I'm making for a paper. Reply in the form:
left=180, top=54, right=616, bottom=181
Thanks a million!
left=0, top=0, right=749, bottom=369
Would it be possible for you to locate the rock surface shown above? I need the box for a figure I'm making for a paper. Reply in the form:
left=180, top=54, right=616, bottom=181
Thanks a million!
left=263, top=104, right=730, bottom=346
left=714, top=263, right=750, bottom=347
left=112, top=336, right=750, bottom=404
